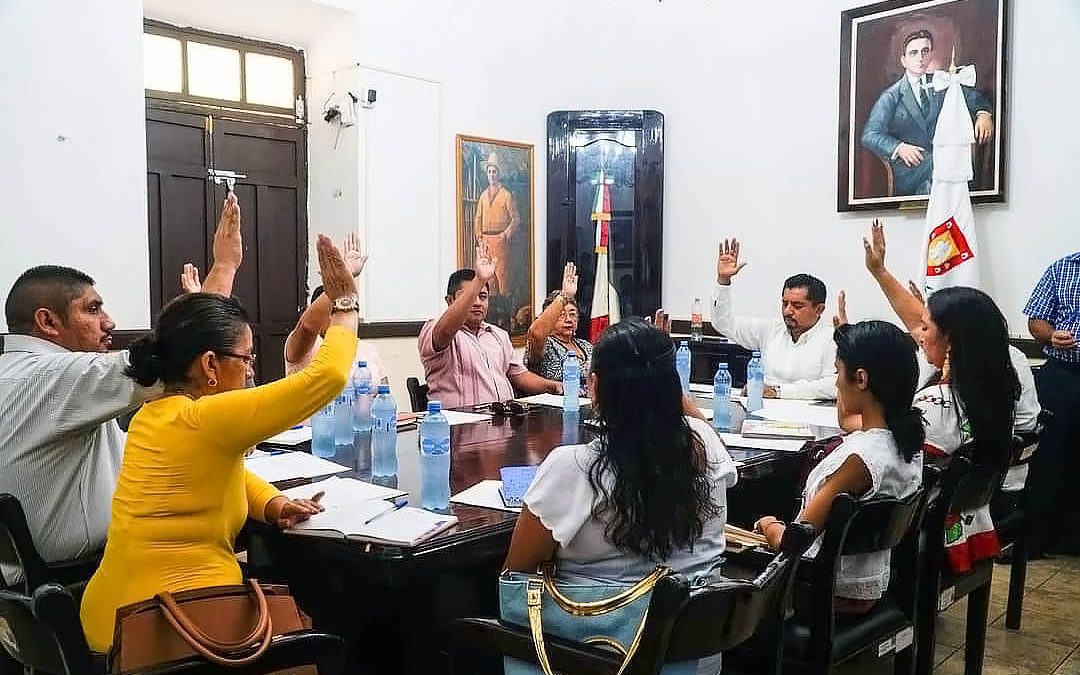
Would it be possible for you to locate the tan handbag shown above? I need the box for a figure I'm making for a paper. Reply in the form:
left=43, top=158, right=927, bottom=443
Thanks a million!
left=109, top=580, right=311, bottom=673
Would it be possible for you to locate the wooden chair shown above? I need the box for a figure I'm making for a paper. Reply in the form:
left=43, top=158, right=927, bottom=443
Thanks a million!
left=730, top=479, right=933, bottom=675
left=0, top=583, right=347, bottom=675
left=914, top=454, right=1005, bottom=675
left=448, top=523, right=817, bottom=675
left=0, top=494, right=100, bottom=592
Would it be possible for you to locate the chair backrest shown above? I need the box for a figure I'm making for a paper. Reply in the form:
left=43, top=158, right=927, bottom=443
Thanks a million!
left=662, top=522, right=816, bottom=663
left=0, top=494, right=47, bottom=592
left=0, top=584, right=98, bottom=675
left=406, top=377, right=429, bottom=413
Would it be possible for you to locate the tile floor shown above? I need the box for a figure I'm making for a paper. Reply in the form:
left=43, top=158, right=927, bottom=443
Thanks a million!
left=834, top=556, right=1080, bottom=675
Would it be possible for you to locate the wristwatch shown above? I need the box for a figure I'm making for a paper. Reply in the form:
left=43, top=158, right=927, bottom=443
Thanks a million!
left=330, top=295, right=360, bottom=314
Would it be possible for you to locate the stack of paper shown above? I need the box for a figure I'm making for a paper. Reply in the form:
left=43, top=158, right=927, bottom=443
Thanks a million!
left=725, top=524, right=769, bottom=552
left=718, top=433, right=806, bottom=453
left=515, top=393, right=591, bottom=409
left=244, top=452, right=350, bottom=483
left=281, top=475, right=406, bottom=503
left=260, top=426, right=312, bottom=446
left=754, top=400, right=839, bottom=428
left=741, top=419, right=814, bottom=440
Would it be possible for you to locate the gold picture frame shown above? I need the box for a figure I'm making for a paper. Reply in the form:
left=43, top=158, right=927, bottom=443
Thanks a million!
left=455, top=134, right=535, bottom=344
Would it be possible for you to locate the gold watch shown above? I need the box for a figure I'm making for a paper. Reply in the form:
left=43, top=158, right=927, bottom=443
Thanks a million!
left=330, top=295, right=360, bottom=314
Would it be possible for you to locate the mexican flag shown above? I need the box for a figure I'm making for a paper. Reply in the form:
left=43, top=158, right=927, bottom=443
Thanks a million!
left=920, top=65, right=981, bottom=296
left=589, top=171, right=620, bottom=342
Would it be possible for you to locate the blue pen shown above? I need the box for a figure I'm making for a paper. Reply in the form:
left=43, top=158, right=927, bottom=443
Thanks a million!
left=364, top=500, right=407, bottom=525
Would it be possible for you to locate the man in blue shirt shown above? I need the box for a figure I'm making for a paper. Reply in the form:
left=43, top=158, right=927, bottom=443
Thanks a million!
left=1022, top=252, right=1080, bottom=556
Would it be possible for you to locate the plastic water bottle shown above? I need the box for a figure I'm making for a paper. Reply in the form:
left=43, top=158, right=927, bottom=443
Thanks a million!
left=353, top=383, right=372, bottom=433
left=351, top=360, right=371, bottom=394
left=334, top=389, right=354, bottom=446
left=676, top=341, right=691, bottom=393
left=746, top=351, right=765, bottom=412
left=371, top=384, right=398, bottom=477
left=563, top=352, right=580, bottom=412
left=690, top=298, right=703, bottom=342
left=311, top=402, right=336, bottom=458
left=419, top=401, right=452, bottom=510
left=712, top=362, right=732, bottom=431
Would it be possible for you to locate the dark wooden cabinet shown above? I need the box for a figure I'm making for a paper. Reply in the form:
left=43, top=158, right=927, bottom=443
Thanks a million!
left=546, top=111, right=664, bottom=335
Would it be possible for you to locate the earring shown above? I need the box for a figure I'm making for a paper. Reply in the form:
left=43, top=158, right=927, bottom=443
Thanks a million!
left=208, top=377, right=218, bottom=388
left=941, top=351, right=951, bottom=382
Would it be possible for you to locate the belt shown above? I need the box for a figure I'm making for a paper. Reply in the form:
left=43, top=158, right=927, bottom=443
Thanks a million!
left=481, top=231, right=507, bottom=236
left=1046, top=357, right=1080, bottom=373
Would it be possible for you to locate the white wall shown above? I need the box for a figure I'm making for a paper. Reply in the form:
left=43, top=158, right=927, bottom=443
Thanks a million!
left=0, top=0, right=148, bottom=330
left=325, top=0, right=1078, bottom=338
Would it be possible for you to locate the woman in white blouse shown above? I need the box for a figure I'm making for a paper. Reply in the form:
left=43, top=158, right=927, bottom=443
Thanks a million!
left=755, top=320, right=924, bottom=613
left=505, top=318, right=738, bottom=581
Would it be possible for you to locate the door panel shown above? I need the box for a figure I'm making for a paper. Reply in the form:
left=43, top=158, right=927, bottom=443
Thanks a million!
left=146, top=108, right=306, bottom=383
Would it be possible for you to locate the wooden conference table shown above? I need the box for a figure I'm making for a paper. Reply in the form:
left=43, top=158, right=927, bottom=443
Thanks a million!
left=246, top=398, right=838, bottom=673
left=257, top=399, right=834, bottom=582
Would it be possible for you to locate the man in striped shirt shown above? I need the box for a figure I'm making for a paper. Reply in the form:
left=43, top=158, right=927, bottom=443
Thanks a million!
left=0, top=197, right=242, bottom=582
left=1022, top=251, right=1080, bottom=557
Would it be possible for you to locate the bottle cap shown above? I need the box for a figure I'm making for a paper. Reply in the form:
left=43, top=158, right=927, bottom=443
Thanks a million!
left=377, top=384, right=390, bottom=394
left=718, top=362, right=729, bottom=369
left=427, top=401, right=442, bottom=413
left=357, top=360, right=367, bottom=367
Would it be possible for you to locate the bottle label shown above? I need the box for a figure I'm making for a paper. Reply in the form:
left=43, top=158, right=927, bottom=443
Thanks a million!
left=691, top=313, right=702, bottom=324
left=421, top=437, right=450, bottom=454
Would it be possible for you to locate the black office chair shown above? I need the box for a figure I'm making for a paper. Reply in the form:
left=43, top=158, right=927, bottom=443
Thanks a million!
left=448, top=523, right=817, bottom=675
left=0, top=494, right=100, bottom=592
left=914, top=454, right=1004, bottom=675
left=0, top=583, right=347, bottom=675
left=731, top=483, right=932, bottom=675
left=406, top=377, right=430, bottom=413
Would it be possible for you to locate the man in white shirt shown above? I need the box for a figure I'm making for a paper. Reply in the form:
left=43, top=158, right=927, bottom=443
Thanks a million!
left=711, top=239, right=837, bottom=400
left=0, top=197, right=241, bottom=580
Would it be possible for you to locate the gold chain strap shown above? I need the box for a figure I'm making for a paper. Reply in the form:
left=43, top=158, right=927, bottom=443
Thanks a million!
left=524, top=567, right=669, bottom=675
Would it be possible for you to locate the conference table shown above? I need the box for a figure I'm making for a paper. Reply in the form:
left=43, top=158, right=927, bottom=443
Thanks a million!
left=246, top=398, right=839, bottom=673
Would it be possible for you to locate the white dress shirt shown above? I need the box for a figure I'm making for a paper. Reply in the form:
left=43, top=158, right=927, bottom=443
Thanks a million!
left=710, top=285, right=837, bottom=400
left=0, top=334, right=160, bottom=580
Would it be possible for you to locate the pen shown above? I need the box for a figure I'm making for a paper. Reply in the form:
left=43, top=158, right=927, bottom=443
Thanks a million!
left=362, top=500, right=408, bottom=525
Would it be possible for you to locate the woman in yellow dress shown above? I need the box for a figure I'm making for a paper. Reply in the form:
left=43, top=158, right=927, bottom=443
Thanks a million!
left=80, top=235, right=360, bottom=653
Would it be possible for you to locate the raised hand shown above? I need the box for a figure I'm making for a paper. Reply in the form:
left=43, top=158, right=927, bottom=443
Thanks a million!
left=212, top=193, right=242, bottom=270
left=561, top=262, right=579, bottom=298
left=316, top=234, right=358, bottom=301
left=180, top=263, right=202, bottom=294
left=343, top=231, right=368, bottom=277
left=475, top=241, right=497, bottom=283
left=863, top=220, right=887, bottom=275
left=832, top=290, right=848, bottom=329
left=716, top=238, right=748, bottom=284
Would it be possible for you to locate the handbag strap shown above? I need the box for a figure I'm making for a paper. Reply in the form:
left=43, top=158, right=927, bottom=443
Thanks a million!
left=525, top=576, right=656, bottom=675
left=540, top=565, right=669, bottom=616
left=156, top=580, right=273, bottom=666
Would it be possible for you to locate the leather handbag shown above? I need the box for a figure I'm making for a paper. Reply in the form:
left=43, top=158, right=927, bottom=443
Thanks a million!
left=498, top=564, right=697, bottom=675
left=109, top=580, right=311, bottom=673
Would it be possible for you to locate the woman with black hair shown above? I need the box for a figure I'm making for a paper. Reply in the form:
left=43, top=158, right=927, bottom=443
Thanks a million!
left=505, top=318, right=737, bottom=580
left=80, top=236, right=360, bottom=653
left=860, top=220, right=1022, bottom=571
left=755, top=320, right=924, bottom=613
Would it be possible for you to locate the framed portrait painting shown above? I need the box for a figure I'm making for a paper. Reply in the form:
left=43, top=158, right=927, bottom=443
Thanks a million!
left=455, top=134, right=535, bottom=343
left=838, top=0, right=1008, bottom=211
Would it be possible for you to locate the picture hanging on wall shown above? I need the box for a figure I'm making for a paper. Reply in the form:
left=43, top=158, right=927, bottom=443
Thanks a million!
left=455, top=134, right=535, bottom=344
left=837, top=0, right=1008, bottom=211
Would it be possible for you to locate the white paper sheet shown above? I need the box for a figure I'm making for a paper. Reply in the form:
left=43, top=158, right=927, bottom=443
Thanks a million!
left=450, top=479, right=521, bottom=513
left=244, top=452, right=350, bottom=483
left=260, top=426, right=312, bottom=446
left=440, top=410, right=493, bottom=426
left=281, top=475, right=406, bottom=503
left=754, top=400, right=839, bottom=428
left=515, top=393, right=592, bottom=409
left=718, top=433, right=807, bottom=452
left=688, top=383, right=714, bottom=396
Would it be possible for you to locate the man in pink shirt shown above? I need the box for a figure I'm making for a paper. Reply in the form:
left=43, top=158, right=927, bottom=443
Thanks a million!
left=420, top=243, right=560, bottom=409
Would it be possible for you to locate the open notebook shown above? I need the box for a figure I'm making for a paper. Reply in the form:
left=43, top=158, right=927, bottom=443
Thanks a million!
left=287, top=502, right=457, bottom=547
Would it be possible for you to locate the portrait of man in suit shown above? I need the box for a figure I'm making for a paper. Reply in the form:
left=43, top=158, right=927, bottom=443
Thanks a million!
left=861, top=29, right=994, bottom=197
left=837, top=0, right=1006, bottom=211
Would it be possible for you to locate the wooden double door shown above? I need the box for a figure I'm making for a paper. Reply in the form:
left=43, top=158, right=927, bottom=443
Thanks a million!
left=146, top=107, right=307, bottom=383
